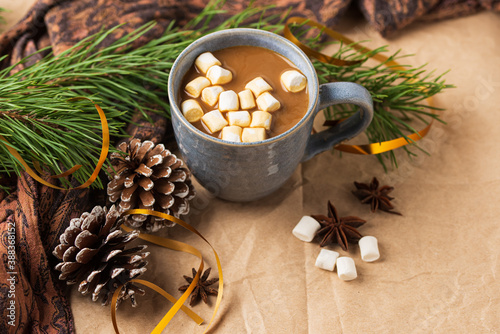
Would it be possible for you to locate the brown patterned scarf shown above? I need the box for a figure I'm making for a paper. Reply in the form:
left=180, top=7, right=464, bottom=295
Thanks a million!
left=0, top=0, right=498, bottom=333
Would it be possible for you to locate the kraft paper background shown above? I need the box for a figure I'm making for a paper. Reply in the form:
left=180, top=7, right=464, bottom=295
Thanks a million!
left=3, top=2, right=499, bottom=333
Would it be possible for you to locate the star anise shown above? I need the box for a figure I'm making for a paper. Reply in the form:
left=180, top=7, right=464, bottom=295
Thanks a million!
left=352, top=177, right=402, bottom=215
left=311, top=201, right=366, bottom=251
left=179, top=267, right=218, bottom=306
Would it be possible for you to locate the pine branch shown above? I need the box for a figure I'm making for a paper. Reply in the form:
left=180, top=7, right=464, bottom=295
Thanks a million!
left=290, top=23, right=453, bottom=170
left=0, top=0, right=284, bottom=188
left=0, top=0, right=452, bottom=189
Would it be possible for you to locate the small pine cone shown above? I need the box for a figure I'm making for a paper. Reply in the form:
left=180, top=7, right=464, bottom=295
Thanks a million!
left=107, top=139, right=196, bottom=233
left=53, top=205, right=149, bottom=307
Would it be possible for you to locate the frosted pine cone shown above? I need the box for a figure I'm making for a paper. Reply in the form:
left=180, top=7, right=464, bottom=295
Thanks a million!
left=53, top=205, right=149, bottom=307
left=107, top=139, right=196, bottom=233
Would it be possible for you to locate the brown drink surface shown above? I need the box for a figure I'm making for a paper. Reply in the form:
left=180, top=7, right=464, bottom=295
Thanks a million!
left=180, top=46, right=309, bottom=139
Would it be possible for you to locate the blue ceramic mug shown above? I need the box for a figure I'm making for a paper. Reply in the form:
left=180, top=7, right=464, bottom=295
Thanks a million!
left=168, top=28, right=373, bottom=202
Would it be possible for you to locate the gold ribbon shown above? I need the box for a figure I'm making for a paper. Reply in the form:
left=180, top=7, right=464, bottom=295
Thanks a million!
left=111, top=210, right=223, bottom=334
left=0, top=97, right=109, bottom=189
left=33, top=160, right=81, bottom=178
left=284, top=17, right=434, bottom=155
left=114, top=279, right=204, bottom=325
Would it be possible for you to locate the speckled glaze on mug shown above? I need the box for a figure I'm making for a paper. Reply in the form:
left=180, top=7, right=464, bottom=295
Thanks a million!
left=168, top=29, right=373, bottom=202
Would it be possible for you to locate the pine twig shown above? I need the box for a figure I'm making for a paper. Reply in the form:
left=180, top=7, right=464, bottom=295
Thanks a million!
left=0, top=0, right=285, bottom=187
left=289, top=22, right=453, bottom=170
left=0, top=0, right=453, bottom=188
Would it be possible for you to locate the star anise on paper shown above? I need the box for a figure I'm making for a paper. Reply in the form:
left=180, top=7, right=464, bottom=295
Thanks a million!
left=179, top=268, right=218, bottom=306
left=311, top=201, right=366, bottom=251
left=352, top=177, right=402, bottom=215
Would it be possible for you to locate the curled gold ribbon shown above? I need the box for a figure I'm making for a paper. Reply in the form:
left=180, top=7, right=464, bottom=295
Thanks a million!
left=111, top=210, right=223, bottom=334
left=284, top=17, right=434, bottom=155
left=113, top=279, right=204, bottom=325
left=0, top=97, right=109, bottom=189
left=284, top=17, right=362, bottom=66
left=33, top=160, right=81, bottom=178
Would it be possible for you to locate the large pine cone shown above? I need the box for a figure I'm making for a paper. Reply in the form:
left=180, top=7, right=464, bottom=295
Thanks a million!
left=53, top=205, right=149, bottom=307
left=107, top=139, right=196, bottom=233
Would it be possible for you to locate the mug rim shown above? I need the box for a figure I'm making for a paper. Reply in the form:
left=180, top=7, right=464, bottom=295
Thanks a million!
left=168, top=28, right=319, bottom=147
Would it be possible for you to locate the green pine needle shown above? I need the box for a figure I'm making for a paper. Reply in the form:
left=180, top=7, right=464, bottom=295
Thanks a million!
left=0, top=8, right=5, bottom=26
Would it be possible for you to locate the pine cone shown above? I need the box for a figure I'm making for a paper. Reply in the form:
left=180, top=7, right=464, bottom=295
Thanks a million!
left=107, top=139, right=196, bottom=233
left=53, top=205, right=149, bottom=307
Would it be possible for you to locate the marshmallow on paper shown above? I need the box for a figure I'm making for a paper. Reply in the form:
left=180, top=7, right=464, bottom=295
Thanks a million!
left=242, top=127, right=266, bottom=142
left=221, top=125, right=242, bottom=142
left=315, top=249, right=340, bottom=271
left=358, top=236, right=380, bottom=262
left=201, top=110, right=228, bottom=133
left=219, top=90, right=239, bottom=112
left=238, top=89, right=256, bottom=110
left=281, top=70, right=307, bottom=93
left=181, top=99, right=204, bottom=123
left=185, top=77, right=211, bottom=98
left=194, top=52, right=221, bottom=74
left=201, top=86, right=224, bottom=107
left=256, top=92, right=281, bottom=112
left=207, top=65, right=233, bottom=85
left=250, top=110, right=272, bottom=130
left=336, top=257, right=357, bottom=281
left=227, top=111, right=251, bottom=127
left=292, top=216, right=321, bottom=242
left=245, top=77, right=272, bottom=97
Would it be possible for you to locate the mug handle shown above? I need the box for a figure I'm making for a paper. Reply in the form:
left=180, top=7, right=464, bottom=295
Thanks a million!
left=302, top=82, right=374, bottom=162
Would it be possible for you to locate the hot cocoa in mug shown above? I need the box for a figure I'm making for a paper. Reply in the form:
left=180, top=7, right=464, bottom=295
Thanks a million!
left=168, top=29, right=374, bottom=201
left=179, top=45, right=309, bottom=142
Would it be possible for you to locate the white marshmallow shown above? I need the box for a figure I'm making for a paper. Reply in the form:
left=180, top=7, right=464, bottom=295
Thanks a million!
left=245, top=77, right=272, bottom=97
left=256, top=92, right=281, bottom=112
left=242, top=127, right=266, bottom=143
left=201, top=86, right=224, bottom=107
left=336, top=257, right=357, bottom=281
left=218, top=90, right=239, bottom=112
left=315, top=249, right=340, bottom=271
left=194, top=52, right=221, bottom=74
left=292, top=216, right=321, bottom=242
left=185, top=77, right=211, bottom=98
left=201, top=110, right=228, bottom=133
left=281, top=70, right=307, bottom=93
left=238, top=89, right=256, bottom=110
left=250, top=111, right=272, bottom=130
left=206, top=65, right=233, bottom=85
left=227, top=111, right=251, bottom=127
left=358, top=236, right=380, bottom=262
left=221, top=126, right=242, bottom=142
left=181, top=99, right=204, bottom=123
